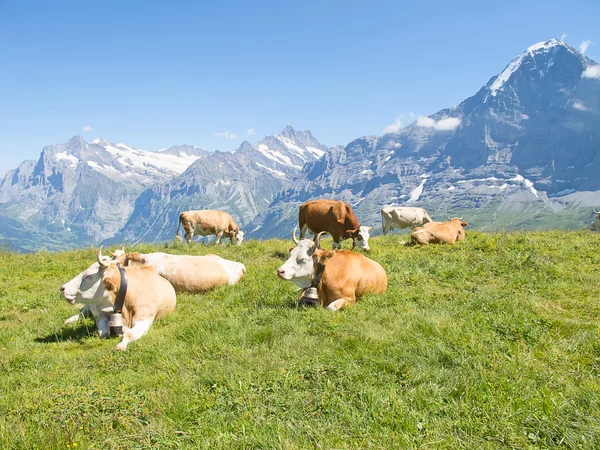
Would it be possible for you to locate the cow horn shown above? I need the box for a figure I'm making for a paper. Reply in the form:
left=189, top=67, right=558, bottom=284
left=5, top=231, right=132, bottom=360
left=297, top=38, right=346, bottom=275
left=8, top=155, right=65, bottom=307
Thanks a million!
left=97, top=246, right=109, bottom=269
left=315, top=231, right=327, bottom=250
left=594, top=208, right=600, bottom=214
left=369, top=223, right=375, bottom=231
left=292, top=226, right=300, bottom=245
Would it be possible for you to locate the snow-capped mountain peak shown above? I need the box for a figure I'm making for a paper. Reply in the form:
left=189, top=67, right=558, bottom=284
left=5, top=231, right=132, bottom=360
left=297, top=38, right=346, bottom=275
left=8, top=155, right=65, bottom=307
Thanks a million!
left=488, top=38, right=580, bottom=96
left=237, top=125, right=328, bottom=179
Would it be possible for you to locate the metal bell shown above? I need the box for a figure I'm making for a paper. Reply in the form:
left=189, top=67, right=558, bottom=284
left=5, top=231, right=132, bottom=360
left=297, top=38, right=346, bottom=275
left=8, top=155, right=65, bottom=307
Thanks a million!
left=108, top=313, right=124, bottom=336
left=299, top=287, right=319, bottom=307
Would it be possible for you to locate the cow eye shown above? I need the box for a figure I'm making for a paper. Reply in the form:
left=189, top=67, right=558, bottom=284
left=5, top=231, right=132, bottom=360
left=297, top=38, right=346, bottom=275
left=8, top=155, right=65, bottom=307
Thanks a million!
left=357, top=236, right=363, bottom=241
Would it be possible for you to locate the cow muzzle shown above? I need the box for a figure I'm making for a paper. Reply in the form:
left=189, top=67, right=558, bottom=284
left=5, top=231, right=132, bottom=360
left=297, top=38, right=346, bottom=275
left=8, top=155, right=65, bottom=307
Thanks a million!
left=61, top=285, right=76, bottom=304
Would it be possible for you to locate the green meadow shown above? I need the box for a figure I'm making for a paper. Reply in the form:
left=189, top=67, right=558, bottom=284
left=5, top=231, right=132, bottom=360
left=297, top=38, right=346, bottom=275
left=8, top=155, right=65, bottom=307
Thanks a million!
left=0, top=231, right=599, bottom=449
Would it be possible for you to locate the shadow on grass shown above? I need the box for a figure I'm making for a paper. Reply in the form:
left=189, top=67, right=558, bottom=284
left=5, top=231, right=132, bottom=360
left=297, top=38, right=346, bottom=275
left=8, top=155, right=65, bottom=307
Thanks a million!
left=35, top=322, right=98, bottom=343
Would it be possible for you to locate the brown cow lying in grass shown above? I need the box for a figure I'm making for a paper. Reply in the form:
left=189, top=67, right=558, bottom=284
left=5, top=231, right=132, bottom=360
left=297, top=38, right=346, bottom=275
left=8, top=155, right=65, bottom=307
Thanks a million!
left=61, top=248, right=176, bottom=351
left=277, top=230, right=387, bottom=311
left=411, top=217, right=468, bottom=245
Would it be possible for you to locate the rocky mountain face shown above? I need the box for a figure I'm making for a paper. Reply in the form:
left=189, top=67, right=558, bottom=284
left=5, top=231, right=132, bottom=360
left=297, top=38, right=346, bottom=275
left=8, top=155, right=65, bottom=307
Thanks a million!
left=0, top=127, right=326, bottom=251
left=105, top=125, right=327, bottom=245
left=0, top=137, right=208, bottom=251
left=249, top=39, right=600, bottom=239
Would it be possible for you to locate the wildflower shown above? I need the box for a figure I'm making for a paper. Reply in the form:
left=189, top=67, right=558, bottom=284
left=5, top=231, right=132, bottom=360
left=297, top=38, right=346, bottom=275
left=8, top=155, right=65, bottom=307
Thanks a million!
left=10, top=338, right=13, bottom=341
left=73, top=443, right=78, bottom=447
left=79, top=426, right=83, bottom=430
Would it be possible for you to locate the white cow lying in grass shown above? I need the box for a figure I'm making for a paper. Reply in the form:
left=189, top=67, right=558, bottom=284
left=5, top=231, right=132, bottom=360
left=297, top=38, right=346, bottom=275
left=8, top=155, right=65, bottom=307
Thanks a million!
left=61, top=248, right=176, bottom=351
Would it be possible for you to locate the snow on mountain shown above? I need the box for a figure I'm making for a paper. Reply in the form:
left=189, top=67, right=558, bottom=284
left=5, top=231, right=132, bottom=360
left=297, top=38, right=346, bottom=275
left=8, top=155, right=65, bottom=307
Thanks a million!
left=237, top=125, right=328, bottom=179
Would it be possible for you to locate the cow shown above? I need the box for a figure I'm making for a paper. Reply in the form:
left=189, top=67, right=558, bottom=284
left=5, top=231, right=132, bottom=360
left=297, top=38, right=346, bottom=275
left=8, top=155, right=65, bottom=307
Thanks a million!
left=592, top=208, right=600, bottom=231
left=60, top=248, right=176, bottom=351
left=381, top=206, right=433, bottom=233
left=276, top=228, right=387, bottom=311
left=175, top=210, right=244, bottom=245
left=411, top=217, right=468, bottom=245
left=111, top=249, right=246, bottom=293
left=298, top=199, right=373, bottom=251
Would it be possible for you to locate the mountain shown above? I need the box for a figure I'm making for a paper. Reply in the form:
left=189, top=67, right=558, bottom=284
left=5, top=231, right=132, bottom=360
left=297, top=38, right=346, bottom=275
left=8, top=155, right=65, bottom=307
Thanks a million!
left=0, top=137, right=207, bottom=251
left=106, top=126, right=328, bottom=244
left=235, top=125, right=327, bottom=180
left=249, top=39, right=600, bottom=239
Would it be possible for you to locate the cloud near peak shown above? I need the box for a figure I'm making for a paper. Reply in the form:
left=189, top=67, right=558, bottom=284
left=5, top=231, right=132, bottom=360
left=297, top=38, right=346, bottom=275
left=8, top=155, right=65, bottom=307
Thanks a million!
left=82, top=125, right=93, bottom=132
left=383, top=115, right=404, bottom=134
left=215, top=131, right=238, bottom=140
left=416, top=116, right=461, bottom=131
left=582, top=65, right=600, bottom=80
left=579, top=40, right=592, bottom=55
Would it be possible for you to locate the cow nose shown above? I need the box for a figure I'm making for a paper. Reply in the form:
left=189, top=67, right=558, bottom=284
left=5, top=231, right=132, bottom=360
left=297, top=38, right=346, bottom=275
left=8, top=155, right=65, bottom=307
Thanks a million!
left=277, top=269, right=285, bottom=277
left=60, top=285, right=65, bottom=294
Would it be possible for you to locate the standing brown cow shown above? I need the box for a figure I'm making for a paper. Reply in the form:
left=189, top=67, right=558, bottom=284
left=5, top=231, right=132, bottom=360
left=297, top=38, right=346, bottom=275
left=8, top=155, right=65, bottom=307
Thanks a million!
left=175, top=210, right=245, bottom=245
left=298, top=199, right=374, bottom=251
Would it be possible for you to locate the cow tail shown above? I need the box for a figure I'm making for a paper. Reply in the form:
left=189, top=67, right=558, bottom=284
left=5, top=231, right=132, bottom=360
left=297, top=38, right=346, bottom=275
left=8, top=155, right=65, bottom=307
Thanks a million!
left=175, top=213, right=183, bottom=241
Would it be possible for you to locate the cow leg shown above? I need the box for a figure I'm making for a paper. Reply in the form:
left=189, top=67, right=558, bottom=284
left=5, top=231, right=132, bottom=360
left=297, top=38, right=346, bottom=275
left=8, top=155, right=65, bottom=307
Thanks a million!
left=327, top=297, right=352, bottom=311
left=96, top=311, right=111, bottom=339
left=115, top=318, right=154, bottom=351
left=64, top=305, right=94, bottom=325
left=299, top=224, right=308, bottom=239
left=215, top=231, right=223, bottom=245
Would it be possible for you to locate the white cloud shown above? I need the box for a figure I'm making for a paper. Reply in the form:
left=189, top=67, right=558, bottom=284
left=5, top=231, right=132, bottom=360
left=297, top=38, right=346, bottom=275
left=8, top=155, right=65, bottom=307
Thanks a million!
left=572, top=101, right=589, bottom=111
left=582, top=65, right=600, bottom=79
left=560, top=34, right=567, bottom=41
left=383, top=115, right=404, bottom=134
left=82, top=125, right=93, bottom=132
left=247, top=128, right=255, bottom=136
left=416, top=116, right=461, bottom=131
left=215, top=131, right=238, bottom=140
left=579, top=40, right=592, bottom=54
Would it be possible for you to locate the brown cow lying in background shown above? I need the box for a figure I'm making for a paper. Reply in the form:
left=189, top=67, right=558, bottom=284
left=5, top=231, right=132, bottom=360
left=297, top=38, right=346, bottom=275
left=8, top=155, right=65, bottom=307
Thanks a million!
left=411, top=217, right=468, bottom=245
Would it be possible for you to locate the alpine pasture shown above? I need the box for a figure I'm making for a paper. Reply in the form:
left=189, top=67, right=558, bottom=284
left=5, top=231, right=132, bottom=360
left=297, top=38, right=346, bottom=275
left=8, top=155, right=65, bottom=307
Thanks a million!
left=1, top=231, right=599, bottom=449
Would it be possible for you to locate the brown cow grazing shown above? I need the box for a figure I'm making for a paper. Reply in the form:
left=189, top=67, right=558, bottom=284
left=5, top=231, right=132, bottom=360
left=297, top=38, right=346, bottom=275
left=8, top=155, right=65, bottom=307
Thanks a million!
left=592, top=208, right=600, bottom=231
left=111, top=249, right=246, bottom=293
left=298, top=199, right=374, bottom=251
left=277, top=230, right=387, bottom=311
left=411, top=217, right=468, bottom=245
left=61, top=248, right=176, bottom=351
left=175, top=210, right=244, bottom=245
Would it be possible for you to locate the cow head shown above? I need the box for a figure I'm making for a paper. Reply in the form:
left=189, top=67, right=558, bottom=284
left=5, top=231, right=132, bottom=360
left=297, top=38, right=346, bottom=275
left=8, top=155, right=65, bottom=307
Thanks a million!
left=231, top=229, right=245, bottom=246
left=60, top=248, right=114, bottom=306
left=449, top=217, right=469, bottom=228
left=346, top=224, right=374, bottom=251
left=276, top=227, right=318, bottom=288
left=592, top=208, right=600, bottom=231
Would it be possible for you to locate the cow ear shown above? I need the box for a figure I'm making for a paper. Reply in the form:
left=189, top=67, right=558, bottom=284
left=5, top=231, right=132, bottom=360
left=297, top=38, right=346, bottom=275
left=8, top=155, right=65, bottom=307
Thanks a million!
left=345, top=229, right=356, bottom=238
left=288, top=247, right=294, bottom=254
left=312, top=249, right=323, bottom=264
left=102, top=267, right=119, bottom=292
left=461, top=222, right=469, bottom=227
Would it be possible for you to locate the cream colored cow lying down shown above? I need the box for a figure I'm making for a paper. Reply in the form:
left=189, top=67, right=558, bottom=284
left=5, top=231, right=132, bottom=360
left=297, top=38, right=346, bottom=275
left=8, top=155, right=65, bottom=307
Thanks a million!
left=61, top=249, right=176, bottom=351
left=111, top=250, right=246, bottom=292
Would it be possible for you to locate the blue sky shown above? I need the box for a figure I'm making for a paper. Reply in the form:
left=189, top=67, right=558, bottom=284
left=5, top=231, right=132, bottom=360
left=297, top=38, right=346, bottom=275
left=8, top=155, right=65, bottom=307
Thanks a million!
left=1, top=0, right=598, bottom=172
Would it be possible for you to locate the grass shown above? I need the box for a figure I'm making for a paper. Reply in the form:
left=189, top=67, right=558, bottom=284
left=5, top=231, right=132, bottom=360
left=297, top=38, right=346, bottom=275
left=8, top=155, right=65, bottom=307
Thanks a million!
left=0, top=231, right=599, bottom=449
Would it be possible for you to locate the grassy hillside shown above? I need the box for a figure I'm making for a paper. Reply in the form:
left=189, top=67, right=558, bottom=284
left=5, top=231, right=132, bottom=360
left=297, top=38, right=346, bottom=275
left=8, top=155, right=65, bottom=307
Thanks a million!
left=1, top=231, right=599, bottom=449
